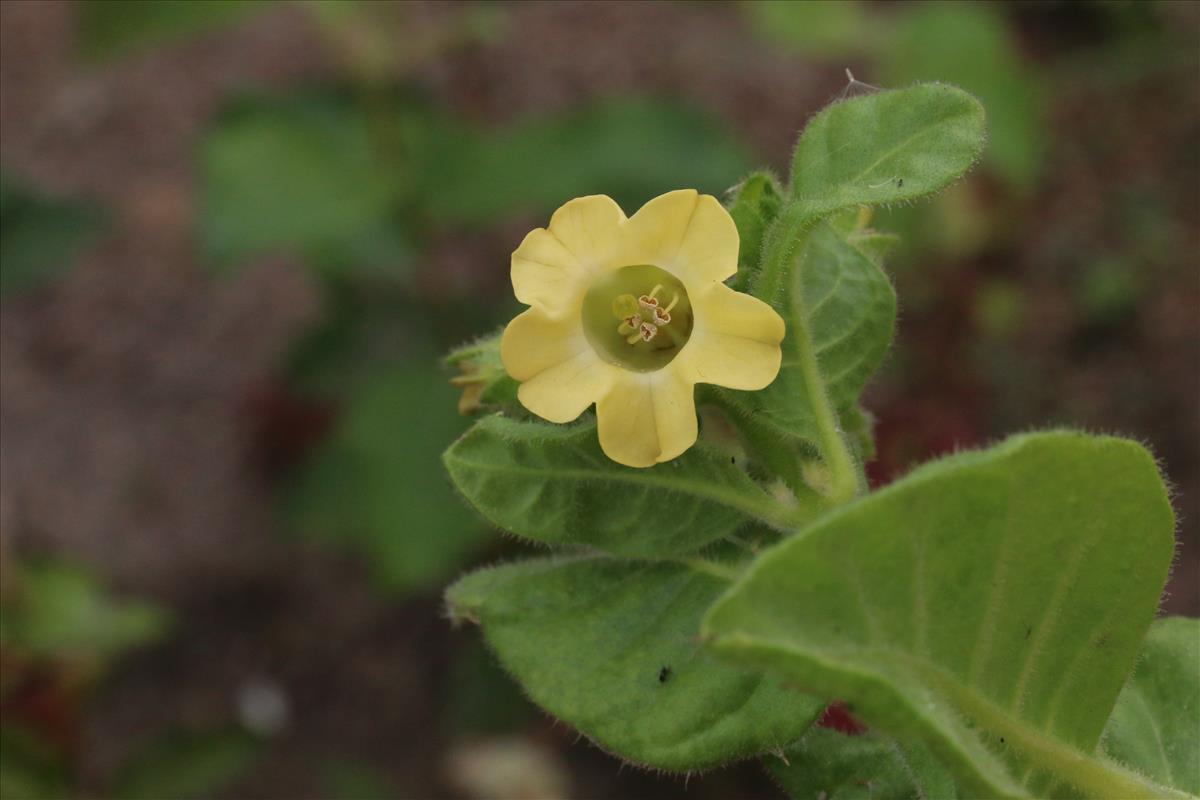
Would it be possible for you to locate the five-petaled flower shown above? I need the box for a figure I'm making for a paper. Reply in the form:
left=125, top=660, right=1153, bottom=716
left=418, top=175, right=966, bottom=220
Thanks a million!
left=500, top=189, right=785, bottom=468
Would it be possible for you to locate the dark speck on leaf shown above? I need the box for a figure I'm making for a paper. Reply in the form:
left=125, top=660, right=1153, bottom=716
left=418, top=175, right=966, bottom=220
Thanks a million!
left=658, top=666, right=673, bottom=683
left=896, top=178, right=904, bottom=188
left=1024, top=627, right=1032, bottom=640
left=730, top=456, right=736, bottom=464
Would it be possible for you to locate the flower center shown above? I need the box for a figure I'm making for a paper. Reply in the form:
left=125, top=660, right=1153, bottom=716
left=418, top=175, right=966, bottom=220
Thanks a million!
left=581, top=264, right=693, bottom=372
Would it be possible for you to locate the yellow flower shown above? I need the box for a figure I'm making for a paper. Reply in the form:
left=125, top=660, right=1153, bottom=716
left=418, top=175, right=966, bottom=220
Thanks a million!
left=500, top=189, right=785, bottom=468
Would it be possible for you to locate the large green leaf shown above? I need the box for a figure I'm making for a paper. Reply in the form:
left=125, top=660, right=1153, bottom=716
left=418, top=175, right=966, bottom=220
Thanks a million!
left=718, top=220, right=895, bottom=453
left=769, top=727, right=958, bottom=800
left=0, top=175, right=102, bottom=295
left=788, top=84, right=985, bottom=222
left=1102, top=617, right=1199, bottom=795
left=418, top=97, right=751, bottom=227
left=199, top=94, right=409, bottom=273
left=703, top=432, right=1180, bottom=799
left=446, top=555, right=822, bottom=771
left=287, top=364, right=488, bottom=594
left=443, top=415, right=806, bottom=558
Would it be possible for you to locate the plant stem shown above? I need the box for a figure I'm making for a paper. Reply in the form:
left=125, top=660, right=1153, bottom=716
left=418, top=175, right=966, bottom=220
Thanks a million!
left=754, top=201, right=860, bottom=506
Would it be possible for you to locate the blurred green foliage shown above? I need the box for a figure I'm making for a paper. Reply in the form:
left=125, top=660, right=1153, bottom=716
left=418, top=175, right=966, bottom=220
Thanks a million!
left=1, top=561, right=261, bottom=800
left=0, top=728, right=68, bottom=800
left=201, top=93, right=412, bottom=275
left=285, top=363, right=487, bottom=594
left=0, top=176, right=103, bottom=296
left=321, top=759, right=399, bottom=800
left=745, top=0, right=869, bottom=58
left=881, top=2, right=1043, bottom=191
left=419, top=97, right=751, bottom=227
left=77, top=0, right=267, bottom=60
left=112, top=729, right=262, bottom=800
left=0, top=561, right=169, bottom=663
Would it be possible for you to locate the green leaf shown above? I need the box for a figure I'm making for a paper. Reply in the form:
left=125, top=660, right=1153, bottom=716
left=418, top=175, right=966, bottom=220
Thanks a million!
left=882, top=3, right=1043, bottom=191
left=769, top=727, right=958, bottom=800
left=418, top=97, right=751, bottom=227
left=446, top=555, right=822, bottom=771
left=78, top=0, right=267, bottom=61
left=0, top=562, right=169, bottom=661
left=113, top=729, right=260, bottom=800
left=287, top=363, right=488, bottom=594
left=719, top=220, right=895, bottom=492
left=789, top=84, right=986, bottom=222
left=703, top=432, right=1180, bottom=799
left=443, top=415, right=805, bottom=558
left=199, top=93, right=409, bottom=274
left=1102, top=617, right=1200, bottom=795
left=0, top=175, right=102, bottom=295
left=725, top=171, right=783, bottom=291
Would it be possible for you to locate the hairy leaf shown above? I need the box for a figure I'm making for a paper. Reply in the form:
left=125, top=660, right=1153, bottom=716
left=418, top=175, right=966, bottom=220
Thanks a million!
left=1102, top=617, right=1199, bottom=795
left=789, top=84, right=985, bottom=222
left=704, top=432, right=1179, bottom=799
left=769, top=727, right=958, bottom=800
left=444, top=415, right=803, bottom=557
left=446, top=555, right=822, bottom=771
left=718, top=220, right=896, bottom=451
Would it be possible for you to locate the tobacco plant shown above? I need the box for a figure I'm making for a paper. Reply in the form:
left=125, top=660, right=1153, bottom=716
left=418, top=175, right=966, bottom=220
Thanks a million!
left=441, top=84, right=1198, bottom=799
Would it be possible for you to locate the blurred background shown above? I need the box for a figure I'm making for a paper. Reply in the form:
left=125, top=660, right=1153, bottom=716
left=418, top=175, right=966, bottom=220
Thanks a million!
left=0, top=1, right=1196, bottom=798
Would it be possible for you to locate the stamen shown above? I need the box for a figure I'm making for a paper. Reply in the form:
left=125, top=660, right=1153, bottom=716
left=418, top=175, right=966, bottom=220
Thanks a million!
left=664, top=292, right=680, bottom=313
left=626, top=330, right=645, bottom=344
left=648, top=284, right=662, bottom=300
left=638, top=322, right=657, bottom=342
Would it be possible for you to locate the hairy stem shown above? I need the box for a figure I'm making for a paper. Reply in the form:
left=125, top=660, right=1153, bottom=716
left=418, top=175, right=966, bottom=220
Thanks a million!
left=754, top=201, right=860, bottom=505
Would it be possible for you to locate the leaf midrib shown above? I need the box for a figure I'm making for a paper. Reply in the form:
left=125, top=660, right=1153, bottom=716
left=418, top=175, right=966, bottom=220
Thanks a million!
left=445, top=452, right=803, bottom=529
left=723, top=633, right=1193, bottom=800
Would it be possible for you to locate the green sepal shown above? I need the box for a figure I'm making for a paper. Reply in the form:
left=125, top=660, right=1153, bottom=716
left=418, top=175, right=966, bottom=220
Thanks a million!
left=444, top=330, right=520, bottom=415
left=725, top=171, right=784, bottom=291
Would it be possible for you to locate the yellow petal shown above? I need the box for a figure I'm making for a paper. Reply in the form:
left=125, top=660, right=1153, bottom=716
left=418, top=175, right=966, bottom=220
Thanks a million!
left=595, top=367, right=698, bottom=468
left=511, top=195, right=626, bottom=317
left=683, top=283, right=785, bottom=390
left=501, top=308, right=616, bottom=423
left=619, top=190, right=738, bottom=285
